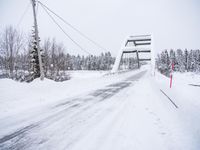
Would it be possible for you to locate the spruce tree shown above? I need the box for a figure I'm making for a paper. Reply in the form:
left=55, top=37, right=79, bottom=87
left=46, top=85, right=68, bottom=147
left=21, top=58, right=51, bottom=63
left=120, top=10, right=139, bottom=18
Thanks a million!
left=184, top=49, right=188, bottom=71
left=29, top=29, right=44, bottom=80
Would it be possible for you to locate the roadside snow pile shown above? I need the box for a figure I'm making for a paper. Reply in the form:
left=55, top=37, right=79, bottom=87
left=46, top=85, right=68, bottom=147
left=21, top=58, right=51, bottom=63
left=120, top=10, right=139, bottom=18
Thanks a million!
left=0, top=69, right=143, bottom=118
left=0, top=78, right=58, bottom=116
left=155, top=71, right=200, bottom=106
left=173, top=72, right=200, bottom=85
left=154, top=71, right=200, bottom=149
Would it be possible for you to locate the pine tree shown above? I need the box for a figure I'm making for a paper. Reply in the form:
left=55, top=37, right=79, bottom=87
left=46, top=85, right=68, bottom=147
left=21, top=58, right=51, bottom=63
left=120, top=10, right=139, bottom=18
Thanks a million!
left=196, top=50, right=200, bottom=72
left=187, top=50, right=195, bottom=72
left=29, top=29, right=44, bottom=80
left=169, top=49, right=176, bottom=71
left=159, top=50, right=170, bottom=76
left=184, top=49, right=188, bottom=71
left=176, top=49, right=185, bottom=72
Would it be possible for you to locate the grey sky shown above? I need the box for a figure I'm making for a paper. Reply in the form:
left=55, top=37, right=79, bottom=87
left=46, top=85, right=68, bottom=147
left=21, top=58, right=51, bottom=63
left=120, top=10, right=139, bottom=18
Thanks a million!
left=0, top=0, right=200, bottom=56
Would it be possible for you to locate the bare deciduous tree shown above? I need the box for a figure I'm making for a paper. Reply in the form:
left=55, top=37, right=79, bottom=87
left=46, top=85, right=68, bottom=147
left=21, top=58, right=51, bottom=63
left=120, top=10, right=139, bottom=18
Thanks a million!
left=0, top=26, right=23, bottom=77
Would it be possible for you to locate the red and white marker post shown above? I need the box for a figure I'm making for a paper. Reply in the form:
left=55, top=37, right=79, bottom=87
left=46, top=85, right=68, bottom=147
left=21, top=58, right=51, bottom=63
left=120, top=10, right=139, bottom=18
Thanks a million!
left=170, top=62, right=174, bottom=88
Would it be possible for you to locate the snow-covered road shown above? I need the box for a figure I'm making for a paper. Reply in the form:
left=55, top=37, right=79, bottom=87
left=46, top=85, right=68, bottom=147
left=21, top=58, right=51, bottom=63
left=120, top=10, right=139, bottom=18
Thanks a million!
left=0, top=67, right=199, bottom=150
left=0, top=70, right=146, bottom=150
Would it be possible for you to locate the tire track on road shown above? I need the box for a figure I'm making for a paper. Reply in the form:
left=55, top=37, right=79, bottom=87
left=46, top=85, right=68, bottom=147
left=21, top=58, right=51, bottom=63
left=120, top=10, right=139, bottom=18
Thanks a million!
left=0, top=70, right=146, bottom=150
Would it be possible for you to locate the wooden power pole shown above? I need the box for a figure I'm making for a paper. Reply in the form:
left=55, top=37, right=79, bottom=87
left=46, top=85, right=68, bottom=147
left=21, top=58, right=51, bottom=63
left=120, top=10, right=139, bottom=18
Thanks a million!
left=31, top=0, right=44, bottom=80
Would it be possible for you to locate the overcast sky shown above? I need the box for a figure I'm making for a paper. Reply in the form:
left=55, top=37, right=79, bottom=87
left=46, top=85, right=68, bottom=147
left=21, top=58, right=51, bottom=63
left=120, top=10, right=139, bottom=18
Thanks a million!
left=0, top=0, right=200, bottom=56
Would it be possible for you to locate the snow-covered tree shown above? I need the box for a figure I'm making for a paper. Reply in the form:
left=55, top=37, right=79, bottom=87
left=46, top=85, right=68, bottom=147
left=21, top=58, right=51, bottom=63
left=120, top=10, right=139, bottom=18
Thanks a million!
left=0, top=26, right=23, bottom=77
left=29, top=28, right=44, bottom=80
left=156, top=49, right=200, bottom=76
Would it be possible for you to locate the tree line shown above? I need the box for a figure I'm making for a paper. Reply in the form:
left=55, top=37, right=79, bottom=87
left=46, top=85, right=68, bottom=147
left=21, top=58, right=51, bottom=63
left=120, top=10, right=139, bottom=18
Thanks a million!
left=0, top=26, right=115, bottom=82
left=156, top=49, right=200, bottom=76
left=1, top=26, right=199, bottom=81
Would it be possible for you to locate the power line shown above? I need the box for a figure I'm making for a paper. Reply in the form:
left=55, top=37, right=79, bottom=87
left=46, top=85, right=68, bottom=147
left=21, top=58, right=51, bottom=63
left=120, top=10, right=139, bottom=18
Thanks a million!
left=36, top=0, right=39, bottom=16
left=17, top=2, right=31, bottom=27
left=38, top=1, right=107, bottom=52
left=39, top=3, right=92, bottom=55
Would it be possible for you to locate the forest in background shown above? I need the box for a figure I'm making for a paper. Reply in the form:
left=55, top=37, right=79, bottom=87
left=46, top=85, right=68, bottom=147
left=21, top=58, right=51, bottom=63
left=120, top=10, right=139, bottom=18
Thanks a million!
left=0, top=26, right=115, bottom=81
left=0, top=26, right=200, bottom=82
left=156, top=49, right=200, bottom=76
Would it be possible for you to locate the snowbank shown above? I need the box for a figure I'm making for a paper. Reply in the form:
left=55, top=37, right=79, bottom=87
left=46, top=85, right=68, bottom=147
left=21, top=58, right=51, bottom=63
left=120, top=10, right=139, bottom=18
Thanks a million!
left=154, top=71, right=200, bottom=149
left=0, top=69, right=144, bottom=118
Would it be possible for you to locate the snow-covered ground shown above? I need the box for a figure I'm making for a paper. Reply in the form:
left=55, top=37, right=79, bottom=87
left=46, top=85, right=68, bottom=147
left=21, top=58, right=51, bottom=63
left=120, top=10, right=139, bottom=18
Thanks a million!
left=0, top=65, right=199, bottom=150
left=0, top=70, right=108, bottom=117
left=155, top=71, right=200, bottom=150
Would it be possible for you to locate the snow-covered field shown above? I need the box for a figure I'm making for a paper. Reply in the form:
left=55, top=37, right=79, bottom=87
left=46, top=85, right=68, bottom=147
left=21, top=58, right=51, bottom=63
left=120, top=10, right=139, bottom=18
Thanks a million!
left=0, top=70, right=108, bottom=117
left=0, top=65, right=199, bottom=150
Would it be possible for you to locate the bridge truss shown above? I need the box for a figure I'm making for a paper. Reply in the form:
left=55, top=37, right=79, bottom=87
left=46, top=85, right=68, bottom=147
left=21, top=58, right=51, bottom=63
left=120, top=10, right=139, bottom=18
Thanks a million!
left=111, top=35, right=155, bottom=74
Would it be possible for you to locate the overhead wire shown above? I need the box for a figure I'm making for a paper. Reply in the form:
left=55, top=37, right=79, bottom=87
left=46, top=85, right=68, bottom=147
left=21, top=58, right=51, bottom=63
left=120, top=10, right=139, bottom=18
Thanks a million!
left=36, top=0, right=39, bottom=16
left=17, top=1, right=31, bottom=27
left=39, top=3, right=92, bottom=55
left=38, top=1, right=108, bottom=52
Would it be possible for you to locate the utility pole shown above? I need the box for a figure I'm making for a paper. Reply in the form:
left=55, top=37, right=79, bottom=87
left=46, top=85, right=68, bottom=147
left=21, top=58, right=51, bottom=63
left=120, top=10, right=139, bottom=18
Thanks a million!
left=31, top=0, right=44, bottom=80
